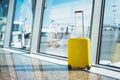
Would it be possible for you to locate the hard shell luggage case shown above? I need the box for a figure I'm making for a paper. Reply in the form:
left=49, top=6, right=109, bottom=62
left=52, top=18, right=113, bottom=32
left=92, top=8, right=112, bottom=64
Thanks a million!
left=68, top=11, right=91, bottom=70
left=68, top=38, right=91, bottom=70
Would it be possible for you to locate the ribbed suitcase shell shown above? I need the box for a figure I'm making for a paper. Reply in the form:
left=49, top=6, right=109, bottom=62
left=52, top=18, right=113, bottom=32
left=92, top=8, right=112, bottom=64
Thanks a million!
left=68, top=38, right=91, bottom=69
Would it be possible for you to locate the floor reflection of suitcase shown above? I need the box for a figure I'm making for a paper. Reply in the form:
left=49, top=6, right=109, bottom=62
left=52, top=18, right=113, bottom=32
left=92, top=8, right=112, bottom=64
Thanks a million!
left=68, top=38, right=91, bottom=70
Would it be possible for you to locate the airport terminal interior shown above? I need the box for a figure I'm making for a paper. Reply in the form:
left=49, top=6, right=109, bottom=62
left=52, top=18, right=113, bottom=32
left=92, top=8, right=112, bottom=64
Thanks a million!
left=0, top=0, right=120, bottom=80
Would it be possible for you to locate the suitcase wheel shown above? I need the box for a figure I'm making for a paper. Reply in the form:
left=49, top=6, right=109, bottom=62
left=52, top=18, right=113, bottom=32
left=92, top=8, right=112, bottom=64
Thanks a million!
left=68, top=64, right=72, bottom=70
left=86, top=65, right=91, bottom=70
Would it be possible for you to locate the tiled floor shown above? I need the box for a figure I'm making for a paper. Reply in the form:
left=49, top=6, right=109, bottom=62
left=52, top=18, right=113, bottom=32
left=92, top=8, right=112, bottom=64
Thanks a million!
left=0, top=49, right=118, bottom=80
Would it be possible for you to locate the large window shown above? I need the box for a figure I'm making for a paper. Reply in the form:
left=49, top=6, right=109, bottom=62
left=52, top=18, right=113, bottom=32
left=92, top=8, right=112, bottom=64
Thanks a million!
left=10, top=0, right=36, bottom=50
left=99, top=0, right=120, bottom=68
left=0, top=0, right=9, bottom=47
left=40, top=0, right=93, bottom=57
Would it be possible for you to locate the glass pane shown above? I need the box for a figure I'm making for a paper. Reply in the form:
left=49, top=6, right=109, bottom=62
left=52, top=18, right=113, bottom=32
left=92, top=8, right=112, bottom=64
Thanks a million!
left=100, top=0, right=120, bottom=67
left=0, top=0, right=9, bottom=47
left=40, top=0, right=92, bottom=57
left=11, top=0, right=36, bottom=50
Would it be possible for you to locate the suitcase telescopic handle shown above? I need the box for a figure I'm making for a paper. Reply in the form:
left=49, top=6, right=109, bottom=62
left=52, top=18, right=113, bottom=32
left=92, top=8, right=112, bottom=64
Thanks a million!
left=74, top=10, right=84, bottom=37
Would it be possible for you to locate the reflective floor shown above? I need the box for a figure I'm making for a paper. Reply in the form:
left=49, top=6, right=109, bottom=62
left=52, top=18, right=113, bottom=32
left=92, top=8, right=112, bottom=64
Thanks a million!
left=0, top=49, right=118, bottom=80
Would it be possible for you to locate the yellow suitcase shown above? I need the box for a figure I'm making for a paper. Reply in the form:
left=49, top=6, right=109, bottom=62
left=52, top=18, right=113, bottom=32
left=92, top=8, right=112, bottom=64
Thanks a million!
left=68, top=38, right=91, bottom=70
left=68, top=10, right=91, bottom=70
